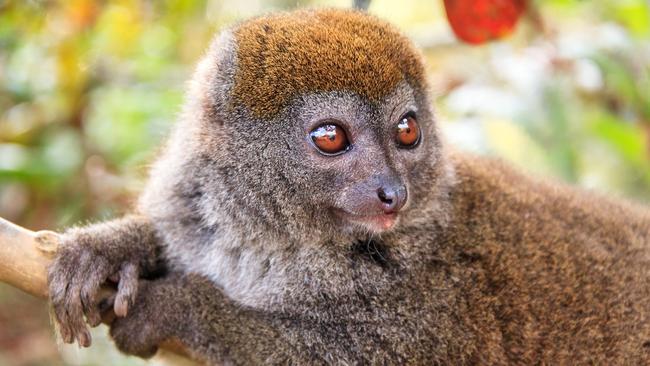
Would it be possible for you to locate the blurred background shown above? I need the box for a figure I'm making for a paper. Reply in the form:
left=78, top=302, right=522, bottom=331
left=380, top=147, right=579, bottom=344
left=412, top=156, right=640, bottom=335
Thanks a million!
left=0, top=0, right=648, bottom=364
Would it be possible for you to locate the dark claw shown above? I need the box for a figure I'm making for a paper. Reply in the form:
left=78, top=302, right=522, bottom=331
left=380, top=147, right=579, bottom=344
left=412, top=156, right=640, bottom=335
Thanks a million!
left=78, top=328, right=92, bottom=348
left=59, top=321, right=74, bottom=344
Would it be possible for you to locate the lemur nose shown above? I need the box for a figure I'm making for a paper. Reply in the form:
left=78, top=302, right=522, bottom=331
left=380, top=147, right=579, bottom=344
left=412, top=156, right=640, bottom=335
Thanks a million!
left=377, top=185, right=408, bottom=213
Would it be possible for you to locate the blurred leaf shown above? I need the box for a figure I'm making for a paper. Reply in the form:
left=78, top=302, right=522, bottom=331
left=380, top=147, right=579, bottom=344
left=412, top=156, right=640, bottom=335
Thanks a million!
left=84, top=86, right=181, bottom=167
left=588, top=110, right=646, bottom=165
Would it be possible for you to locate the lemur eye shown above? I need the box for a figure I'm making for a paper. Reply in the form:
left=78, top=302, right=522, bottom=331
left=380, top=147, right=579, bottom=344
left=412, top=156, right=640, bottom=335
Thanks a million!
left=309, top=124, right=350, bottom=155
left=395, top=112, right=420, bottom=148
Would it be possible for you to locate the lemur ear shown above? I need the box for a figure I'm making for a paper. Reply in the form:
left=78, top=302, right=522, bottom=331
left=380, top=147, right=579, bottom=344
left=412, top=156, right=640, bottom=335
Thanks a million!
left=186, top=30, right=238, bottom=127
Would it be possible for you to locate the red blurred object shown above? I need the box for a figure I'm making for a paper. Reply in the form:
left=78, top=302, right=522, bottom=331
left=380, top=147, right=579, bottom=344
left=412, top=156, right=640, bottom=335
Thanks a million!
left=443, top=0, right=527, bottom=44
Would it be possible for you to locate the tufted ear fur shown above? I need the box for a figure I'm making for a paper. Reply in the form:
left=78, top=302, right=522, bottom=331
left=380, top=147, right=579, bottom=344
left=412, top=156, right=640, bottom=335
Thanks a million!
left=182, top=30, right=239, bottom=128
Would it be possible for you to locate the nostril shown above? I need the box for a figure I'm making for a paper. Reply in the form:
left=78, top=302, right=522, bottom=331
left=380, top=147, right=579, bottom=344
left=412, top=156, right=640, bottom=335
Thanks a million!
left=377, top=188, right=393, bottom=205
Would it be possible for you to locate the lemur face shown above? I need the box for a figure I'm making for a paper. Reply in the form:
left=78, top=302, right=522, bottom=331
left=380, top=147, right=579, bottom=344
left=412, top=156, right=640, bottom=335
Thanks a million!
left=305, top=99, right=420, bottom=231
left=197, top=9, right=443, bottom=236
left=290, top=84, right=433, bottom=233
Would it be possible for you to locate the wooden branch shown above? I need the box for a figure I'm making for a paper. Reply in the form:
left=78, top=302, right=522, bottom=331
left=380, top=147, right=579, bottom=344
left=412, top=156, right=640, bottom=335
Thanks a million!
left=0, top=216, right=195, bottom=364
left=0, top=217, right=58, bottom=298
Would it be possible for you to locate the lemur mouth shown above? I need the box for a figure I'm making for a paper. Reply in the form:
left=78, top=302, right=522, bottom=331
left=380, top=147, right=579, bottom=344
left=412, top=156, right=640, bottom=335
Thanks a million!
left=334, top=210, right=398, bottom=232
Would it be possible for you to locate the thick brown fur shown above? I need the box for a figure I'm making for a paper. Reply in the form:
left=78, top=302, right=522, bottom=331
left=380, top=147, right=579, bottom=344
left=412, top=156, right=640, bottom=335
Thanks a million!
left=232, top=9, right=425, bottom=119
left=47, top=8, right=650, bottom=365
left=444, top=154, right=650, bottom=363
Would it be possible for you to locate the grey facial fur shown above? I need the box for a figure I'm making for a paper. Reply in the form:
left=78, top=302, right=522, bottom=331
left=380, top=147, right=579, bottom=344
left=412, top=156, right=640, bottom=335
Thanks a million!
left=140, top=70, right=450, bottom=307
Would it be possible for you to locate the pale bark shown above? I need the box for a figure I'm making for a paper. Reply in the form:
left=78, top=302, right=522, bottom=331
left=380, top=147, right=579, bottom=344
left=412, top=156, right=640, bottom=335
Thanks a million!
left=0, top=217, right=58, bottom=298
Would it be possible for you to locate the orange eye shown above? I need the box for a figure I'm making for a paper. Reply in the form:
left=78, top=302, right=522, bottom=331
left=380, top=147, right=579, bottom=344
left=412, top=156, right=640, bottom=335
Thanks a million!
left=310, top=124, right=350, bottom=155
left=396, top=113, right=421, bottom=148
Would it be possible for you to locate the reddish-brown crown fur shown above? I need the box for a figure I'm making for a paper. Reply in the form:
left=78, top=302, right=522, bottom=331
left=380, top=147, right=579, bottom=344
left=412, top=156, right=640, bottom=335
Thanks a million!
left=231, top=9, right=426, bottom=119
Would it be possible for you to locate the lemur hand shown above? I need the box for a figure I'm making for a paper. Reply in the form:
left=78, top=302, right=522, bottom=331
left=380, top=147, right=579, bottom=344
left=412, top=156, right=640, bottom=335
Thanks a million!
left=47, top=215, right=160, bottom=347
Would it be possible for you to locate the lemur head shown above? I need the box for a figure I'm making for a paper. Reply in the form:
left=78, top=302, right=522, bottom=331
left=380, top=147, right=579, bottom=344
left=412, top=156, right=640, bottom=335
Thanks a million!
left=180, top=8, right=447, bottom=240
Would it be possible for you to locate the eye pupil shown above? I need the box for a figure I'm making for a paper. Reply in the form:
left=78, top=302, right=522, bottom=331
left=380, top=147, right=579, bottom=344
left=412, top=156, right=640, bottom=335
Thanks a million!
left=396, top=113, right=420, bottom=148
left=310, top=123, right=350, bottom=155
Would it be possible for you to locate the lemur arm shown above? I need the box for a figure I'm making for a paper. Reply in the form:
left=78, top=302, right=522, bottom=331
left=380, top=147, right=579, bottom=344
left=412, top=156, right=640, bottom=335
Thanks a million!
left=109, top=273, right=308, bottom=365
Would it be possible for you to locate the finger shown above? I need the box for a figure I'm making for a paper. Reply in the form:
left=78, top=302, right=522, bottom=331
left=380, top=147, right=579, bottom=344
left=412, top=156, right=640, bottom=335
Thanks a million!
left=48, top=257, right=76, bottom=344
left=114, top=262, right=139, bottom=317
left=65, top=251, right=94, bottom=347
left=80, top=257, right=110, bottom=327
left=50, top=277, right=75, bottom=344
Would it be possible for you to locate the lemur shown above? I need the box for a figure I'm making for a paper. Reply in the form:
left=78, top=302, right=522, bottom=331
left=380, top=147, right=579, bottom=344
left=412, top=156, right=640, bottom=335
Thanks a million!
left=48, top=8, right=650, bottom=365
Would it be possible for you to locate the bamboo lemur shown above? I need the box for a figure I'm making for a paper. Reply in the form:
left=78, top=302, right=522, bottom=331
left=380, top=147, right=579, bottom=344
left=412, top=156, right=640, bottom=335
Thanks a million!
left=48, top=8, right=650, bottom=365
